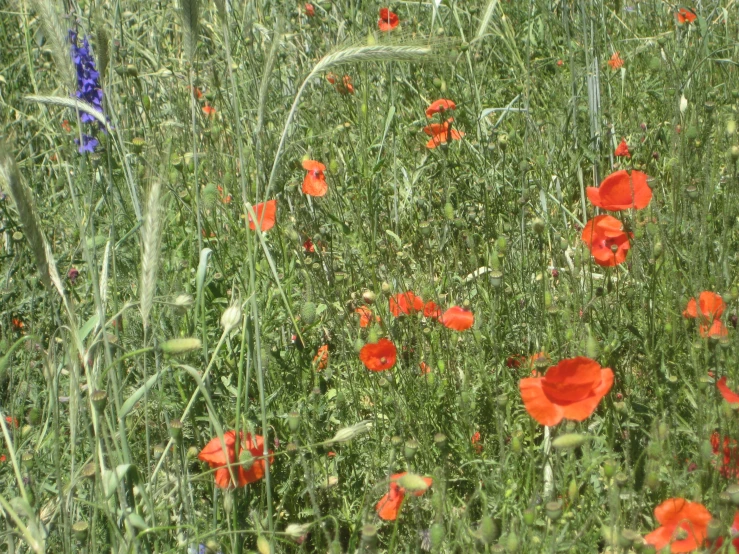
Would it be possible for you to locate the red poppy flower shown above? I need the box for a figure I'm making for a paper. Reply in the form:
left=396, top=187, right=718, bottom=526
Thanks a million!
left=378, top=8, right=399, bottom=31
left=303, top=239, right=315, bottom=253
left=425, top=99, right=456, bottom=118
left=439, top=306, right=474, bottom=331
left=4, top=416, right=18, bottom=428
left=581, top=215, right=631, bottom=267
left=336, top=75, right=354, bottom=95
left=304, top=2, right=315, bottom=16
left=389, top=291, right=424, bottom=316
left=248, top=200, right=277, bottom=232
left=419, top=361, right=431, bottom=375
left=608, top=52, right=624, bottom=70
left=202, top=104, right=216, bottom=117
left=198, top=431, right=274, bottom=488
left=676, top=8, right=697, bottom=24
left=423, top=301, right=441, bottom=319
left=355, top=306, right=380, bottom=328
left=710, top=431, right=739, bottom=480
left=614, top=138, right=631, bottom=158
left=313, top=344, right=329, bottom=371
left=189, top=85, right=203, bottom=100
left=0, top=455, right=5, bottom=463
left=359, top=338, right=397, bottom=371
left=519, top=356, right=614, bottom=426
left=61, top=119, right=71, bottom=132
left=683, top=292, right=728, bottom=338
left=644, top=498, right=711, bottom=553
left=471, top=432, right=483, bottom=454
left=376, top=472, right=432, bottom=521
left=326, top=73, right=337, bottom=85
left=11, top=318, right=24, bottom=331
left=586, top=170, right=652, bottom=211
left=423, top=118, right=464, bottom=149
left=718, top=377, right=739, bottom=405
left=301, top=160, right=327, bottom=197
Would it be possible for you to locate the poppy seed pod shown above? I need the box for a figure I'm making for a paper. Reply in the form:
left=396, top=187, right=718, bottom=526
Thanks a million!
left=404, top=439, right=419, bottom=460
left=397, top=473, right=429, bottom=493
left=91, top=390, right=108, bottom=413
left=81, top=462, right=96, bottom=480
left=727, top=484, right=739, bottom=505
left=288, top=411, right=300, bottom=433
left=72, top=520, right=89, bottom=542
left=361, top=524, right=378, bottom=548
left=169, top=419, right=183, bottom=442
left=222, top=490, right=233, bottom=513
left=545, top=500, right=563, bottom=521
left=523, top=508, right=535, bottom=526
left=532, top=218, right=546, bottom=235
left=505, top=530, right=520, bottom=552
left=603, top=460, right=618, bottom=478
left=511, top=435, right=522, bottom=453
left=706, top=518, right=722, bottom=541
left=552, top=433, right=590, bottom=451
left=433, top=432, right=447, bottom=450
left=731, top=145, right=739, bottom=160
left=614, top=471, right=629, bottom=488
left=131, top=137, right=145, bottom=154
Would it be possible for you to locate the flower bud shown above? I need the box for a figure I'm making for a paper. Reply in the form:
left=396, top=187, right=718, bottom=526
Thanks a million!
left=397, top=473, right=429, bottom=493
left=511, top=435, right=522, bottom=454
left=160, top=338, right=202, bottom=356
left=300, top=302, right=317, bottom=325
left=552, top=433, right=590, bottom=451
left=614, top=471, right=629, bottom=488
left=727, top=483, right=739, bottom=505
left=132, top=137, right=146, bottom=154
left=285, top=523, right=311, bottom=538
left=531, top=218, right=545, bottom=235
left=28, top=407, right=41, bottom=426
left=523, top=508, right=535, bottom=526
left=81, top=462, right=96, bottom=480
left=505, top=530, right=520, bottom=552
left=603, top=459, right=617, bottom=478
left=619, top=529, right=639, bottom=549
left=362, top=290, right=376, bottom=304
left=256, top=535, right=270, bottom=554
left=430, top=522, right=445, bottom=549
left=221, top=305, right=242, bottom=333
left=222, top=490, right=233, bottom=513
left=645, top=470, right=660, bottom=490
left=568, top=479, right=579, bottom=503
left=476, top=515, right=498, bottom=544
left=329, top=420, right=372, bottom=444
left=174, top=294, right=194, bottom=310
left=381, top=281, right=391, bottom=295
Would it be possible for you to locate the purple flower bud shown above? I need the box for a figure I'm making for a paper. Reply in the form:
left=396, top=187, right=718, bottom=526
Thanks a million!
left=68, top=267, right=79, bottom=284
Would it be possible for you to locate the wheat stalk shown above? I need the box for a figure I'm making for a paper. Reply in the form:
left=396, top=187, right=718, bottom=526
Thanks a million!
left=140, top=180, right=163, bottom=331
left=0, top=146, right=51, bottom=287
left=180, top=0, right=200, bottom=62
left=30, top=0, right=75, bottom=91
left=264, top=44, right=431, bottom=202
left=24, top=95, right=110, bottom=131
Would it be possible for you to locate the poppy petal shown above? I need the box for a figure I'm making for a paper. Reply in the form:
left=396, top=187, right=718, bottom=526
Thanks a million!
left=519, top=377, right=565, bottom=426
left=439, top=306, right=474, bottom=331
left=376, top=485, right=405, bottom=521
left=359, top=339, right=397, bottom=371
left=198, top=431, right=236, bottom=465
left=718, top=376, right=739, bottom=405
left=683, top=298, right=697, bottom=318
left=249, top=200, right=277, bottom=232
left=560, top=368, right=614, bottom=421
left=302, top=174, right=328, bottom=197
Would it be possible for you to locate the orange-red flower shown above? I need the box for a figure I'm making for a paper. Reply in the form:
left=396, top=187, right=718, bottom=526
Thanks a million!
left=423, top=301, right=441, bottom=319
left=439, top=306, right=474, bottom=331
left=614, top=138, right=630, bottom=158
left=718, top=377, right=739, bottom=405
left=581, top=215, right=631, bottom=267
left=313, top=344, right=329, bottom=371
left=203, top=104, right=216, bottom=117
left=423, top=118, right=464, bottom=149
left=302, top=160, right=327, bottom=197
left=303, top=239, right=315, bottom=253
left=710, top=431, right=739, bottom=480
left=359, top=338, right=397, bottom=371
left=676, top=8, right=697, bottom=24
left=355, top=306, right=380, bottom=328
left=389, top=291, right=424, bottom=316
left=644, top=498, right=711, bottom=553
left=608, top=52, right=624, bottom=70
left=471, top=432, right=483, bottom=453
left=378, top=8, right=399, bottom=31
left=248, top=200, right=277, bottom=232
left=376, top=473, right=432, bottom=521
left=426, top=99, right=456, bottom=118
left=61, top=119, right=72, bottom=132
left=198, top=431, right=274, bottom=489
left=586, top=170, right=652, bottom=211
left=419, top=361, right=431, bottom=375
left=683, top=292, right=728, bottom=338
left=337, top=75, right=354, bottom=95
left=304, top=2, right=315, bottom=16
left=519, top=356, right=613, bottom=426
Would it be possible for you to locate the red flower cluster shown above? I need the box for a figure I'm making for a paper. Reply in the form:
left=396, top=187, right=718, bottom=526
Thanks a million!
left=302, top=160, right=328, bottom=197
left=710, top=431, right=739, bottom=480
left=683, top=291, right=728, bottom=338
left=645, top=498, right=711, bottom=552
left=388, top=291, right=474, bottom=331
left=198, top=431, right=274, bottom=488
left=378, top=8, right=399, bottom=31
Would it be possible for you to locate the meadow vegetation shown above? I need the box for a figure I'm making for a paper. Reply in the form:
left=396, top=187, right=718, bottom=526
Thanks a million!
left=2, top=0, right=739, bottom=552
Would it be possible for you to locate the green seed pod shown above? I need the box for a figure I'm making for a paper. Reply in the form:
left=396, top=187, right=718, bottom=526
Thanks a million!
left=707, top=519, right=722, bottom=541
left=619, top=529, right=639, bottom=549
left=131, top=137, right=145, bottom=154
left=531, top=218, right=546, bottom=235
left=361, top=524, right=378, bottom=548
left=72, top=520, right=89, bottom=542
left=614, top=471, right=629, bottom=488
left=202, top=183, right=219, bottom=208
left=433, top=432, right=447, bottom=450
left=568, top=479, right=579, bottom=503
left=28, top=407, right=42, bottom=426
left=685, top=125, right=699, bottom=139
left=353, top=338, right=364, bottom=353
left=523, top=508, right=535, bottom=526
left=169, top=419, right=183, bottom=443
left=288, top=411, right=300, bottom=433
left=300, top=302, right=317, bottom=325
left=404, top=439, right=419, bottom=461
left=603, top=459, right=618, bottom=479
left=432, top=77, right=442, bottom=89
left=727, top=484, right=739, bottom=505
left=443, top=202, right=455, bottom=220
left=645, top=470, right=660, bottom=490
left=125, top=64, right=138, bottom=77
left=91, top=390, right=108, bottom=413
left=398, top=473, right=429, bottom=493
left=511, top=435, right=522, bottom=454
left=731, top=145, right=739, bottom=160
left=545, top=500, right=562, bottom=521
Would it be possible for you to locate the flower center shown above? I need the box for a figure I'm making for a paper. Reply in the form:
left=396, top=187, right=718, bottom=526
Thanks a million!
left=380, top=357, right=387, bottom=364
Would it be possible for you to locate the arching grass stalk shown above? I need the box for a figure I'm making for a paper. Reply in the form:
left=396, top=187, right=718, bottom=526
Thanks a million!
left=264, top=45, right=432, bottom=203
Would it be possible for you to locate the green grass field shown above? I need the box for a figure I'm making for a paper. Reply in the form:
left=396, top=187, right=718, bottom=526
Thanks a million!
left=2, top=0, right=739, bottom=552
